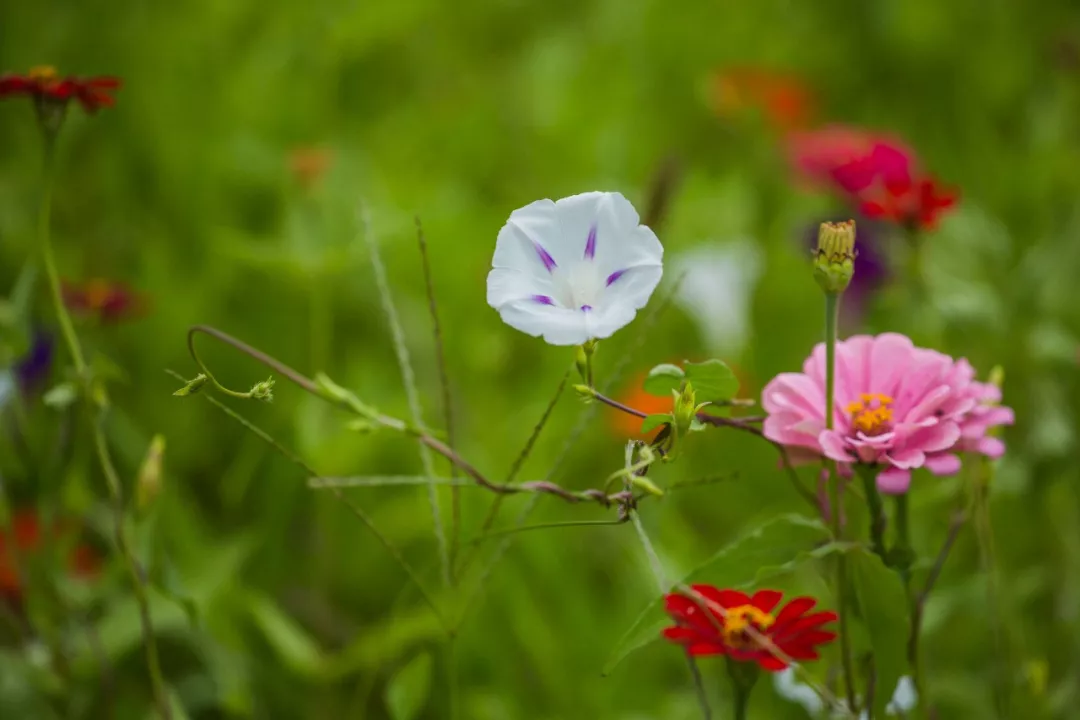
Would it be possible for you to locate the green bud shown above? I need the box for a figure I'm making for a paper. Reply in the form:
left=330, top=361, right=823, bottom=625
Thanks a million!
left=813, top=220, right=857, bottom=295
left=173, top=373, right=209, bottom=397
left=575, top=339, right=599, bottom=384
left=672, top=382, right=697, bottom=438
left=136, top=434, right=166, bottom=514
left=572, top=384, right=597, bottom=402
left=249, top=377, right=275, bottom=402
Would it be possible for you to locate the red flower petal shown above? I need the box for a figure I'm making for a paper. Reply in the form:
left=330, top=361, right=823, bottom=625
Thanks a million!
left=773, top=610, right=838, bottom=642
left=772, top=595, right=816, bottom=626
left=691, top=584, right=750, bottom=609
left=687, top=642, right=728, bottom=657
left=757, top=654, right=789, bottom=671
left=750, top=589, right=783, bottom=613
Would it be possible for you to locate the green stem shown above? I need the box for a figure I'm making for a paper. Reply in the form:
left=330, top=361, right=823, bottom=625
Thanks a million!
left=824, top=292, right=858, bottom=713
left=892, top=493, right=913, bottom=583
left=858, top=466, right=887, bottom=561
left=37, top=135, right=172, bottom=720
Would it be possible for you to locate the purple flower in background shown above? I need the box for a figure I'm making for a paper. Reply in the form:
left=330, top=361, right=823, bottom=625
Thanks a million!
left=804, top=218, right=888, bottom=327
left=14, top=331, right=53, bottom=393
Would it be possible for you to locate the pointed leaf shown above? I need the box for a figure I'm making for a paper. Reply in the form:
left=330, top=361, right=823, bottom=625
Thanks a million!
left=643, top=364, right=684, bottom=396
left=385, top=651, right=432, bottom=720
left=850, top=549, right=910, bottom=719
left=602, top=514, right=830, bottom=675
left=640, top=413, right=672, bottom=434
left=683, top=360, right=739, bottom=402
left=247, top=593, right=325, bottom=678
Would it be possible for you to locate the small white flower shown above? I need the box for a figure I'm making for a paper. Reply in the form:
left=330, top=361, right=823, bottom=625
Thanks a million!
left=673, top=238, right=763, bottom=356
left=486, top=191, right=663, bottom=346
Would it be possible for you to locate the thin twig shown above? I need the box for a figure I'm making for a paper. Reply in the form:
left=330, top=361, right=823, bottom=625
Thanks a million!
left=909, top=510, right=967, bottom=678
left=167, top=371, right=450, bottom=631
left=470, top=367, right=572, bottom=553
left=38, top=136, right=171, bottom=719
left=362, top=210, right=449, bottom=589
left=415, top=217, right=461, bottom=581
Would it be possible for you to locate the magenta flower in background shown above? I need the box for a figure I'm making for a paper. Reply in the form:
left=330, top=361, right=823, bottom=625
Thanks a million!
left=762, top=333, right=1013, bottom=494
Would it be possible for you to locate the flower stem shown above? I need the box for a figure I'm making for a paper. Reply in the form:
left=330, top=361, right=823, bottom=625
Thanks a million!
left=857, top=466, right=887, bottom=561
left=37, top=137, right=172, bottom=719
left=824, top=292, right=858, bottom=713
left=892, top=493, right=913, bottom=583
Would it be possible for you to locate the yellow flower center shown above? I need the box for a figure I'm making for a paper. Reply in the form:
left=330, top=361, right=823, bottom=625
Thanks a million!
left=84, top=279, right=114, bottom=310
left=722, top=604, right=775, bottom=649
left=846, top=393, right=894, bottom=436
left=28, top=66, right=59, bottom=85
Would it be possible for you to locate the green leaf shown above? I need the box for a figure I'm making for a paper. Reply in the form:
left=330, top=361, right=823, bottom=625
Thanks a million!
left=643, top=364, right=684, bottom=396
left=640, top=413, right=671, bottom=434
left=602, top=514, right=830, bottom=675
left=384, top=651, right=432, bottom=720
left=850, top=549, right=911, bottom=719
left=683, top=360, right=739, bottom=402
left=247, top=593, right=325, bottom=678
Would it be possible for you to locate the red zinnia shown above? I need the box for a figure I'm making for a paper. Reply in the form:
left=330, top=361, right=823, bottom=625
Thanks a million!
left=0, top=510, right=101, bottom=600
left=0, top=66, right=120, bottom=113
left=662, top=585, right=837, bottom=671
left=63, top=278, right=146, bottom=323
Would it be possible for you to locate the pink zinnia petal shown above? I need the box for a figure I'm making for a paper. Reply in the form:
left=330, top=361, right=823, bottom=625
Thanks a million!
left=877, top=467, right=912, bottom=494
left=924, top=453, right=962, bottom=476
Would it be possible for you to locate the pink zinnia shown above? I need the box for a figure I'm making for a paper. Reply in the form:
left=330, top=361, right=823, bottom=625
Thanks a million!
left=786, top=124, right=915, bottom=189
left=762, top=333, right=1014, bottom=494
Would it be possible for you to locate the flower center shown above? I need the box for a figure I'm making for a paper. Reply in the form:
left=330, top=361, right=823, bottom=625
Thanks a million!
left=846, top=393, right=894, bottom=436
left=553, top=264, right=602, bottom=311
left=722, top=604, right=775, bottom=649
left=28, top=66, right=59, bottom=88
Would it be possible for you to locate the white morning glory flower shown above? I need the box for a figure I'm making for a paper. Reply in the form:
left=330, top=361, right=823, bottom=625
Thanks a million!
left=486, top=191, right=664, bottom=346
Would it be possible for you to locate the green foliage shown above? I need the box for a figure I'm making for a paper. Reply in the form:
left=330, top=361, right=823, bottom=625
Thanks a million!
left=682, top=359, right=739, bottom=402
left=851, top=550, right=912, bottom=719
left=384, top=651, right=433, bottom=720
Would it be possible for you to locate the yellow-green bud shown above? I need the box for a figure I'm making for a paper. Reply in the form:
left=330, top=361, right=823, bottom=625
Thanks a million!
left=173, top=373, right=208, bottom=397
left=673, top=382, right=697, bottom=438
left=813, top=220, right=857, bottom=295
left=250, top=376, right=275, bottom=402
left=136, top=434, right=166, bottom=513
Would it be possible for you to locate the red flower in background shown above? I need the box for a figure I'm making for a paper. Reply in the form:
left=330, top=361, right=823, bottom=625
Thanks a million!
left=63, top=279, right=146, bottom=323
left=710, top=67, right=815, bottom=133
left=0, top=66, right=120, bottom=114
left=788, top=124, right=958, bottom=231
left=0, top=510, right=101, bottom=601
left=662, top=585, right=837, bottom=671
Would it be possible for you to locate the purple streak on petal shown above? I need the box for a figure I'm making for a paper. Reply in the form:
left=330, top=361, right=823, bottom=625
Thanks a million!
left=533, top=242, right=557, bottom=272
left=532, top=294, right=555, bottom=305
left=580, top=305, right=592, bottom=312
left=605, top=269, right=626, bottom=286
left=583, top=223, right=598, bottom=260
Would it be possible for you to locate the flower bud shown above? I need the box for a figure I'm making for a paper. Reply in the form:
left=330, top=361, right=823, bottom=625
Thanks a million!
left=813, top=220, right=856, bottom=295
left=572, top=384, right=597, bottom=402
left=173, top=373, right=208, bottom=397
left=136, top=434, right=166, bottom=514
left=673, top=382, right=697, bottom=438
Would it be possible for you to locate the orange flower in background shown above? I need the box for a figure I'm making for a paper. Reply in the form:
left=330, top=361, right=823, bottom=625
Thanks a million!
left=288, top=146, right=333, bottom=189
left=63, top=278, right=146, bottom=323
left=0, top=66, right=120, bottom=114
left=610, top=375, right=673, bottom=437
left=662, top=585, right=838, bottom=671
left=0, top=510, right=101, bottom=600
left=710, top=67, right=815, bottom=133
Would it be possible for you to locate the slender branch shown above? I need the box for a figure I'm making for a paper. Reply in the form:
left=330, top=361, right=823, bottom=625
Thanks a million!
left=472, top=367, right=571, bottom=548
left=173, top=376, right=450, bottom=632
left=823, top=292, right=858, bottom=713
left=185, top=326, right=630, bottom=506
left=361, top=213, right=449, bottom=589
left=590, top=388, right=817, bottom=507
left=415, top=217, right=461, bottom=582
left=909, top=510, right=966, bottom=682
left=38, top=135, right=171, bottom=719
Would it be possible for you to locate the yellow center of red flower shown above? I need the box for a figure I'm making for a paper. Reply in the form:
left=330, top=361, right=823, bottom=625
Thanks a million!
left=83, top=279, right=114, bottom=310
left=722, top=604, right=775, bottom=649
left=846, top=393, right=894, bottom=436
left=28, top=66, right=59, bottom=87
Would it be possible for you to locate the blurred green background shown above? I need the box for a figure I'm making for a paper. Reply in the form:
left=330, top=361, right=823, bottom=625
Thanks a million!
left=2, top=0, right=1080, bottom=718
